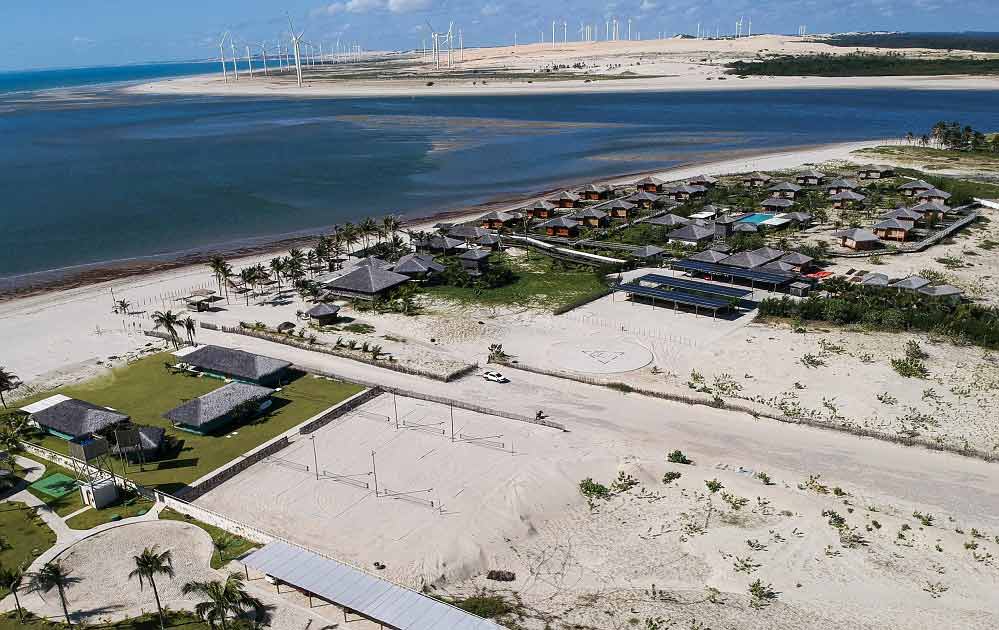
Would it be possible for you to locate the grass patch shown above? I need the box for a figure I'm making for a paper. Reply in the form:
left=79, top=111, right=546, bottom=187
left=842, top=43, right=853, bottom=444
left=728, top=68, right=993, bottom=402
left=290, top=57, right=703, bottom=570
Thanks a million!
left=16, top=458, right=87, bottom=517
left=422, top=254, right=608, bottom=311
left=20, top=354, right=363, bottom=495
left=158, top=507, right=257, bottom=569
left=64, top=491, right=154, bottom=530
left=0, top=501, right=57, bottom=597
left=856, top=145, right=999, bottom=170
left=0, top=610, right=216, bottom=630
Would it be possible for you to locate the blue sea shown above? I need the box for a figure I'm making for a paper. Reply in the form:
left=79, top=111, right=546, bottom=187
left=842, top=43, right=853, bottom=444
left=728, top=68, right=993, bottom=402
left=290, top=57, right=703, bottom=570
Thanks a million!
left=2, top=63, right=999, bottom=291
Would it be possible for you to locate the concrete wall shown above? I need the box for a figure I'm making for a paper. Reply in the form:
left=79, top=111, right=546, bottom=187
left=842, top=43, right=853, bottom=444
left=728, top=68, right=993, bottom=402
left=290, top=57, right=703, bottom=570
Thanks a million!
left=178, top=436, right=291, bottom=501
left=297, top=388, right=384, bottom=434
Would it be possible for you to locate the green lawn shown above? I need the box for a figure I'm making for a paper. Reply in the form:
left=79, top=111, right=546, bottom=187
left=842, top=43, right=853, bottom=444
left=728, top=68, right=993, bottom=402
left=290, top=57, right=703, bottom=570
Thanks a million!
left=0, top=500, right=57, bottom=597
left=159, top=508, right=257, bottom=569
left=423, top=254, right=609, bottom=311
left=64, top=492, right=154, bottom=530
left=0, top=610, right=214, bottom=630
left=21, top=354, right=363, bottom=495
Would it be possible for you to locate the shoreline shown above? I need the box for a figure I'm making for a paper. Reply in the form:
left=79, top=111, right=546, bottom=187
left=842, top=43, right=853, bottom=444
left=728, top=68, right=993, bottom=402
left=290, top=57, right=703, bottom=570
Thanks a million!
left=0, top=139, right=877, bottom=303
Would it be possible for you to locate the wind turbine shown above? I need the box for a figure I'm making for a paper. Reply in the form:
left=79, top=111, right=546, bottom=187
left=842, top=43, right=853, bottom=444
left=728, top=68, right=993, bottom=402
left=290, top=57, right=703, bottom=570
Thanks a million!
left=246, top=45, right=254, bottom=75
left=258, top=42, right=270, bottom=76
left=230, top=36, right=240, bottom=80
left=218, top=32, right=230, bottom=84
left=287, top=15, right=305, bottom=87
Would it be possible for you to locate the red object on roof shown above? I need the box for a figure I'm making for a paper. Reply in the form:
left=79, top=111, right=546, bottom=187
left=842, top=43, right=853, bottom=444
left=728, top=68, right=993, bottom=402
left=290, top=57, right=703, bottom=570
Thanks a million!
left=804, top=271, right=834, bottom=279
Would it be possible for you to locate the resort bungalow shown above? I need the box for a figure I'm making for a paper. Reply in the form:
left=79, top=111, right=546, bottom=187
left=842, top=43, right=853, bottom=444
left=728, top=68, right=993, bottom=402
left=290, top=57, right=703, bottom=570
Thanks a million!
left=648, top=213, right=690, bottom=228
left=458, top=248, right=491, bottom=276
left=581, top=184, right=611, bottom=201
left=768, top=181, right=803, bottom=199
left=632, top=245, right=665, bottom=263
left=889, top=275, right=931, bottom=292
left=833, top=227, right=880, bottom=251
left=917, top=188, right=952, bottom=205
left=687, top=174, right=718, bottom=188
left=713, top=212, right=750, bottom=238
left=606, top=200, right=637, bottom=220
left=424, top=235, right=464, bottom=254
left=305, top=303, right=341, bottom=325
left=477, top=233, right=503, bottom=250
left=181, top=345, right=292, bottom=386
left=918, top=284, right=964, bottom=303
left=665, top=184, right=707, bottom=202
left=164, top=382, right=275, bottom=435
left=909, top=202, right=949, bottom=222
left=795, top=169, right=826, bottom=186
left=829, top=190, right=866, bottom=209
left=350, top=255, right=394, bottom=271
left=825, top=178, right=860, bottom=195
left=761, top=196, right=794, bottom=212
left=553, top=191, right=583, bottom=209
left=742, top=172, right=772, bottom=188
left=526, top=200, right=558, bottom=220
left=448, top=225, right=491, bottom=241
left=898, top=179, right=933, bottom=197
left=873, top=218, right=915, bottom=242
left=881, top=206, right=923, bottom=224
left=324, top=265, right=410, bottom=301
left=857, top=165, right=895, bottom=180
left=21, top=395, right=129, bottom=441
left=625, top=191, right=660, bottom=209
left=720, top=246, right=785, bottom=269
left=479, top=211, right=517, bottom=230
left=540, top=216, right=580, bottom=238
left=113, top=425, right=166, bottom=463
left=392, top=253, right=445, bottom=280
left=860, top=272, right=890, bottom=287
left=571, top=207, right=610, bottom=228
left=731, top=222, right=758, bottom=234
left=781, top=211, right=814, bottom=227
left=687, top=249, right=730, bottom=264
left=777, top=251, right=814, bottom=272
left=666, top=223, right=715, bottom=246
left=636, top=176, right=665, bottom=193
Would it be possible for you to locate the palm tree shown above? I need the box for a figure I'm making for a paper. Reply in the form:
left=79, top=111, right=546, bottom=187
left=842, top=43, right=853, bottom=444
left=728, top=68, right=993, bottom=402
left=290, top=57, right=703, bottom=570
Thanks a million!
left=269, top=257, right=286, bottom=291
left=29, top=562, right=77, bottom=626
left=183, top=317, right=197, bottom=346
left=208, top=257, right=232, bottom=303
left=182, top=572, right=264, bottom=630
left=238, top=269, right=257, bottom=306
left=128, top=546, right=175, bottom=630
left=359, top=217, right=379, bottom=252
left=0, top=367, right=21, bottom=409
left=211, top=534, right=239, bottom=567
left=115, top=299, right=131, bottom=315
left=0, top=565, right=25, bottom=623
left=382, top=215, right=401, bottom=240
left=151, top=311, right=183, bottom=349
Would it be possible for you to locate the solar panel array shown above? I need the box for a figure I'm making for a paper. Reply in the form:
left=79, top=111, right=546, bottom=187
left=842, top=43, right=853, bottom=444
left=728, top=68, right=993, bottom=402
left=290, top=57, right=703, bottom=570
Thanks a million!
left=616, top=283, right=732, bottom=310
left=639, top=274, right=753, bottom=298
left=670, top=259, right=795, bottom=285
left=243, top=542, right=503, bottom=630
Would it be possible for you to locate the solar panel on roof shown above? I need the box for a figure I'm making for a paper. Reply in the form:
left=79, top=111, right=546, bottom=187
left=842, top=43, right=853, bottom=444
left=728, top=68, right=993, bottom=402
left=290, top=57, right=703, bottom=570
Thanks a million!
left=639, top=274, right=753, bottom=298
left=616, top=283, right=733, bottom=310
left=671, top=259, right=794, bottom=285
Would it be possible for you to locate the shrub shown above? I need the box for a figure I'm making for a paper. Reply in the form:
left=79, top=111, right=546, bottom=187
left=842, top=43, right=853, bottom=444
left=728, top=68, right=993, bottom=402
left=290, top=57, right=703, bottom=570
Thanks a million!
left=578, top=478, right=610, bottom=500
left=667, top=449, right=693, bottom=465
left=891, top=356, right=929, bottom=379
left=748, top=579, right=779, bottom=608
left=663, top=471, right=682, bottom=484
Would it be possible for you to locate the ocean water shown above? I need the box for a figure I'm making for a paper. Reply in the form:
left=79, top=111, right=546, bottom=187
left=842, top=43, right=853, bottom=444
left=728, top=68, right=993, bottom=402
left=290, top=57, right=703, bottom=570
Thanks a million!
left=2, top=83, right=999, bottom=288
left=0, top=61, right=245, bottom=94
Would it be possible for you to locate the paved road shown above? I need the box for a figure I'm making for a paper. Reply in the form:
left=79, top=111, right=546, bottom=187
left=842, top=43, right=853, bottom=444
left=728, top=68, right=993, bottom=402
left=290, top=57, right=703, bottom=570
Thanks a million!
left=198, top=329, right=999, bottom=528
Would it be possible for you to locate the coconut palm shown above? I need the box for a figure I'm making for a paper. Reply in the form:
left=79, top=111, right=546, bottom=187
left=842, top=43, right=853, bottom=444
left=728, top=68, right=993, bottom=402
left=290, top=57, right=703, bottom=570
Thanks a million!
left=0, top=367, right=21, bottom=409
left=183, top=317, right=198, bottom=346
left=269, top=257, right=286, bottom=291
left=359, top=217, right=379, bottom=251
left=0, top=411, right=31, bottom=453
left=211, top=533, right=239, bottom=567
left=208, top=256, right=232, bottom=303
left=0, top=565, right=25, bottom=623
left=382, top=215, right=401, bottom=240
left=151, top=311, right=183, bottom=349
left=238, top=269, right=257, bottom=306
left=29, top=562, right=77, bottom=626
left=182, top=571, right=264, bottom=630
left=314, top=235, right=331, bottom=267
left=128, top=546, right=175, bottom=630
left=115, top=299, right=131, bottom=315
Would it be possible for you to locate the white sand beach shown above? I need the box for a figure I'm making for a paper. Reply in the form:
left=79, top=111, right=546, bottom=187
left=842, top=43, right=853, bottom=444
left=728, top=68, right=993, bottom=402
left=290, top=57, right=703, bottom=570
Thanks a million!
left=129, top=35, right=999, bottom=99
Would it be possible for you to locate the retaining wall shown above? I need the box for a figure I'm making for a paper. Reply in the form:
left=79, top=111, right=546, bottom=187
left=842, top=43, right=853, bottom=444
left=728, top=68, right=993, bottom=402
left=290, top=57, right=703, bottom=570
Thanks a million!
left=178, top=436, right=291, bottom=501
left=297, top=388, right=384, bottom=434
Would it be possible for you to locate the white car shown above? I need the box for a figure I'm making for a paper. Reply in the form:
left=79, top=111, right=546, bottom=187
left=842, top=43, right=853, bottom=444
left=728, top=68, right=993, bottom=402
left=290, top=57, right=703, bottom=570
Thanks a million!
left=482, top=370, right=509, bottom=383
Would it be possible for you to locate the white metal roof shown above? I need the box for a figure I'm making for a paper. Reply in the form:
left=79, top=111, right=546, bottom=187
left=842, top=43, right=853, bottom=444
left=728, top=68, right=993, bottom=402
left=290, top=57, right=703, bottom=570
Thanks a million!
left=20, top=394, right=71, bottom=414
left=172, top=346, right=201, bottom=358
left=243, top=541, right=504, bottom=630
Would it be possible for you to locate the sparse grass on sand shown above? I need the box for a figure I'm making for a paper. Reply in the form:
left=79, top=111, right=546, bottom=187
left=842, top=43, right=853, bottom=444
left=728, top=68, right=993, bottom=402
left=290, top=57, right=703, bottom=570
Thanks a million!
left=158, top=507, right=257, bottom=569
left=856, top=145, right=999, bottom=171
left=0, top=610, right=214, bottom=630
left=423, top=254, right=608, bottom=311
left=64, top=492, right=154, bottom=530
left=20, top=354, right=363, bottom=494
left=0, top=501, right=57, bottom=597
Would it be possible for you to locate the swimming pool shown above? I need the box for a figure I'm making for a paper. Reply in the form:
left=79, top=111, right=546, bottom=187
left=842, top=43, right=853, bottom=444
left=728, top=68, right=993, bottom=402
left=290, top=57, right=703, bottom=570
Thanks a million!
left=737, top=213, right=775, bottom=225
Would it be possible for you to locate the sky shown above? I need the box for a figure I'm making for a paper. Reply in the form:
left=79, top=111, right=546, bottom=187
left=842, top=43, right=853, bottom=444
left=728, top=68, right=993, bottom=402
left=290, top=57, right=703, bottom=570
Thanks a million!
left=2, top=1, right=998, bottom=71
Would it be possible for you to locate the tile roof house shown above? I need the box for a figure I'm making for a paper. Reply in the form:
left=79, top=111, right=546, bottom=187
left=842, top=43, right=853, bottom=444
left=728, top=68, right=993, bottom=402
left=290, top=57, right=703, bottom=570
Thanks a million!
left=687, top=174, right=718, bottom=187
left=778, top=252, right=814, bottom=271
left=324, top=265, right=410, bottom=301
left=606, top=200, right=637, bottom=220
left=796, top=169, right=826, bottom=186
left=918, top=284, right=964, bottom=301
left=526, top=200, right=558, bottom=220
left=448, top=225, right=491, bottom=240
left=917, top=188, right=952, bottom=204
left=23, top=396, right=130, bottom=440
left=393, top=253, right=445, bottom=279
left=540, top=216, right=579, bottom=238
left=761, top=197, right=794, bottom=211
left=687, top=249, right=730, bottom=263
left=898, top=179, right=933, bottom=196
left=720, top=247, right=785, bottom=269
left=666, top=223, right=715, bottom=245
left=458, top=248, right=492, bottom=276
left=423, top=235, right=464, bottom=253
left=182, top=345, right=293, bottom=385
left=665, top=184, right=707, bottom=201
left=625, top=191, right=660, bottom=209
left=742, top=172, right=772, bottom=188
left=859, top=272, right=890, bottom=287
left=890, top=275, right=931, bottom=291
left=164, top=382, right=275, bottom=435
